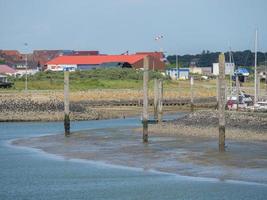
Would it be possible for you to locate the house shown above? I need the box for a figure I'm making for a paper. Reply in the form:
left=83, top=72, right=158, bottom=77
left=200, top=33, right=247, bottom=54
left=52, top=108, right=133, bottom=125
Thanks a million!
left=45, top=53, right=165, bottom=71
left=213, top=62, right=235, bottom=75
left=166, top=68, right=189, bottom=80
left=0, top=64, right=17, bottom=76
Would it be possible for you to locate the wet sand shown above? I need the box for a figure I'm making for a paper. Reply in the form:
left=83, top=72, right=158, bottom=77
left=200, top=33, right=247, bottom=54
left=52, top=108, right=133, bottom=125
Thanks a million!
left=13, top=126, right=267, bottom=184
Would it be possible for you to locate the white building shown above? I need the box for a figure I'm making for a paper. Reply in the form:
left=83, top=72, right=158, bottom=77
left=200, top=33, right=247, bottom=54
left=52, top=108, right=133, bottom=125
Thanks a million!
left=213, top=63, right=235, bottom=75
left=45, top=64, right=77, bottom=72
left=15, top=69, right=39, bottom=77
left=190, top=66, right=212, bottom=75
left=166, top=68, right=189, bottom=80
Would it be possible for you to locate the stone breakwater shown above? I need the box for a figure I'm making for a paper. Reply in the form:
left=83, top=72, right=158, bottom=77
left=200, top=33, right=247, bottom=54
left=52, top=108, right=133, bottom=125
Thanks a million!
left=175, top=110, right=267, bottom=132
left=0, top=98, right=101, bottom=121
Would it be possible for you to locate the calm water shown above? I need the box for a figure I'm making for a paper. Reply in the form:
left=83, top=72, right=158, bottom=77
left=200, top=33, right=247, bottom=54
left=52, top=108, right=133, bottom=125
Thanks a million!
left=0, top=116, right=267, bottom=200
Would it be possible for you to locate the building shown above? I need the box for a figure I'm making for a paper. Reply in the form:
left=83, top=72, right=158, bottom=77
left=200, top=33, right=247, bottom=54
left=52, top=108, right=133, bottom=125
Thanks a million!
left=213, top=62, right=235, bottom=75
left=166, top=68, right=189, bottom=80
left=189, top=66, right=212, bottom=75
left=15, top=68, right=39, bottom=77
left=45, top=53, right=165, bottom=71
left=190, top=67, right=202, bottom=74
left=0, top=64, right=16, bottom=76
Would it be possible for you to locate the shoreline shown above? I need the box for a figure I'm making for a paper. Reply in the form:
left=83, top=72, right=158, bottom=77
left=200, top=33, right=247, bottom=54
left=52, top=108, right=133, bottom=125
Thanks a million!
left=7, top=139, right=266, bottom=186
left=11, top=124, right=267, bottom=184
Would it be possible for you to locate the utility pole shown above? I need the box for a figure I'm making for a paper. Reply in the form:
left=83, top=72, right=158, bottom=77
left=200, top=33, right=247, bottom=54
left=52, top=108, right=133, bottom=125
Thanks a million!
left=142, top=56, right=149, bottom=143
left=64, top=68, right=70, bottom=136
left=229, top=47, right=232, bottom=94
left=24, top=42, right=28, bottom=91
left=254, top=29, right=258, bottom=104
left=218, top=53, right=226, bottom=152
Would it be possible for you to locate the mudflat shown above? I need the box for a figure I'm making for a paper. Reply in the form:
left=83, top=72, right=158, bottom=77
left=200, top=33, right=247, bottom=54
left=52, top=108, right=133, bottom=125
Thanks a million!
left=13, top=121, right=267, bottom=184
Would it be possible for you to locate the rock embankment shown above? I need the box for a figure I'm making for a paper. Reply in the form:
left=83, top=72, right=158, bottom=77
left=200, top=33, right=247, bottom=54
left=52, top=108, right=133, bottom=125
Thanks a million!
left=0, top=98, right=98, bottom=121
left=174, top=110, right=267, bottom=132
left=149, top=110, right=267, bottom=141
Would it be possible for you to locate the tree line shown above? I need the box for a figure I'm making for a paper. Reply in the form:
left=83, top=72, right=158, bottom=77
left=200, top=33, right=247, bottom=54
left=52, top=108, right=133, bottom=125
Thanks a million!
left=167, top=50, right=267, bottom=68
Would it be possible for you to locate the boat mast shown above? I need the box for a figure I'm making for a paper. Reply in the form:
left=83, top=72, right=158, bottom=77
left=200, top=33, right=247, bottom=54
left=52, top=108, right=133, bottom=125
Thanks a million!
left=176, top=54, right=178, bottom=80
left=254, top=29, right=258, bottom=104
left=229, top=46, right=232, bottom=94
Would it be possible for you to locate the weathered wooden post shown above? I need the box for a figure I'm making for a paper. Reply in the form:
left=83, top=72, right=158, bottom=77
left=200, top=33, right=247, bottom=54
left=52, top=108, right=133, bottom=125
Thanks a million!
left=142, top=56, right=149, bottom=143
left=190, top=76, right=194, bottom=112
left=218, top=53, right=226, bottom=152
left=153, top=79, right=159, bottom=121
left=216, top=76, right=219, bottom=109
left=158, top=79, right=163, bottom=122
left=64, top=69, right=70, bottom=136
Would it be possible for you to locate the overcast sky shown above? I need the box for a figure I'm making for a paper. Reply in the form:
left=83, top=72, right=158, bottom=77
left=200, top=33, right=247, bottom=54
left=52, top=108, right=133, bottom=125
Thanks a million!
left=0, top=0, right=266, bottom=55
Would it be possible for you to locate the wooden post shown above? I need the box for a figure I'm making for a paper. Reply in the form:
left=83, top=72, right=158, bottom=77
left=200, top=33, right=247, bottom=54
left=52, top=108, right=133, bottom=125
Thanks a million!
left=216, top=76, right=219, bottom=109
left=190, top=76, right=194, bottom=112
left=64, top=69, right=70, bottom=136
left=218, top=53, right=226, bottom=152
left=143, top=56, right=149, bottom=143
left=153, top=79, right=159, bottom=121
left=158, top=79, right=163, bottom=122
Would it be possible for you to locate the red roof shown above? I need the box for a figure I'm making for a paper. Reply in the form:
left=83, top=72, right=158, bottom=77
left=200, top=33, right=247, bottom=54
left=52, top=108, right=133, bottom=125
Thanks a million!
left=0, top=65, right=16, bottom=74
left=46, top=55, right=146, bottom=65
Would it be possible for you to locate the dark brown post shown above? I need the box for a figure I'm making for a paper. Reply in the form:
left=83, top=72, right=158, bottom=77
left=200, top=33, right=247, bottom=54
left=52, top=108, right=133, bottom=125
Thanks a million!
left=190, top=76, right=194, bottom=112
left=158, top=79, right=163, bottom=122
left=154, top=79, right=159, bottom=121
left=218, top=53, right=226, bottom=152
left=143, top=56, right=149, bottom=143
left=64, top=69, right=70, bottom=136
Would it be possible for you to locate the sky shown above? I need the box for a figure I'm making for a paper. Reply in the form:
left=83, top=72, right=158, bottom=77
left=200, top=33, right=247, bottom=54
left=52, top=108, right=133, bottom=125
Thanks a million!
left=0, top=0, right=266, bottom=55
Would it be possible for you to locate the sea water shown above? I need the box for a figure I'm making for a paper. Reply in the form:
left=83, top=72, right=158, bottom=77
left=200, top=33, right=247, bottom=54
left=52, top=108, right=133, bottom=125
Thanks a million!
left=0, top=117, right=267, bottom=200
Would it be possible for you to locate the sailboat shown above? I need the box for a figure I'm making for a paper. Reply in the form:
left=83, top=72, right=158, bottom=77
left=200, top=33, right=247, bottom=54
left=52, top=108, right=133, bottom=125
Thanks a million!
left=248, top=30, right=267, bottom=111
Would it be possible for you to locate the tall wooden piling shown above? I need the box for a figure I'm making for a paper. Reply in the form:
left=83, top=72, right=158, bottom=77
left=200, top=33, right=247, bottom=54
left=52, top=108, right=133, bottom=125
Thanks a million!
left=218, top=53, right=226, bottom=152
left=190, top=76, right=194, bottom=112
left=154, top=79, right=159, bottom=121
left=64, top=69, right=70, bottom=136
left=143, top=56, right=149, bottom=143
left=158, top=79, right=163, bottom=122
left=216, top=76, right=219, bottom=109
